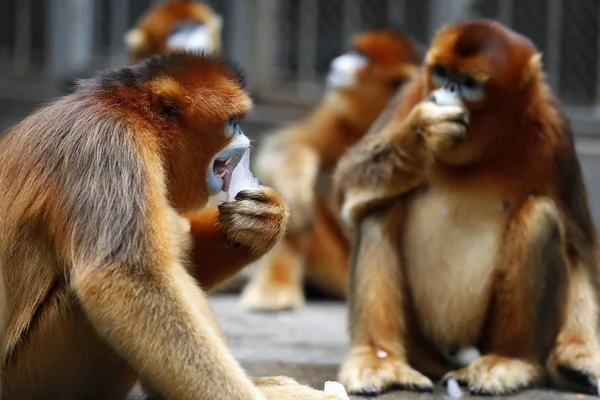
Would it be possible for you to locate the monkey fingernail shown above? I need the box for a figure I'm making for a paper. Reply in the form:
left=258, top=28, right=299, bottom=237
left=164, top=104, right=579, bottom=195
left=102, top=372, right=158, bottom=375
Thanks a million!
left=356, top=386, right=379, bottom=397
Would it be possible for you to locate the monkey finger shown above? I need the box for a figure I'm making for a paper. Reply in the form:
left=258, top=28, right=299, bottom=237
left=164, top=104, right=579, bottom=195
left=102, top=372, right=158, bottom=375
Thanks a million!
left=426, top=122, right=467, bottom=140
left=417, top=102, right=467, bottom=127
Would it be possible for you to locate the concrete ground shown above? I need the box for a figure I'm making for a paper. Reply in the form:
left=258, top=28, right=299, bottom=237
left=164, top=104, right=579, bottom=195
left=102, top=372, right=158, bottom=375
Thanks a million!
left=206, top=294, right=599, bottom=400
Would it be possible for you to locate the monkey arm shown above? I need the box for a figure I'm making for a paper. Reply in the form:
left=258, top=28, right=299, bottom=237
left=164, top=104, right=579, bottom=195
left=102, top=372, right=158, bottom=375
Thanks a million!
left=255, top=139, right=319, bottom=233
left=331, top=114, right=429, bottom=227
left=184, top=207, right=268, bottom=291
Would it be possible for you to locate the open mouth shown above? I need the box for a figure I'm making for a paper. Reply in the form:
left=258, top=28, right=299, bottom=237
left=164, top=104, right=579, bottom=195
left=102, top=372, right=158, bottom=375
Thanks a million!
left=212, top=154, right=242, bottom=192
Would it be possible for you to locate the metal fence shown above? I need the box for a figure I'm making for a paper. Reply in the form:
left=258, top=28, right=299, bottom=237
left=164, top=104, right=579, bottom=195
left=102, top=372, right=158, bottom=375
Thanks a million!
left=0, top=0, right=600, bottom=132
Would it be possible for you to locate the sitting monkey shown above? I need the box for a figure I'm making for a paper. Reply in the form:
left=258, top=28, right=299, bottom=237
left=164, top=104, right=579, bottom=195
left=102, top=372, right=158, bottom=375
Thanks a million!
left=333, top=19, right=600, bottom=397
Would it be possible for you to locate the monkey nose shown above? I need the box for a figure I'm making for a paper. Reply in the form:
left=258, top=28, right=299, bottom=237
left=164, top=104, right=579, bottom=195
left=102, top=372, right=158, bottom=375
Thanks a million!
left=444, top=81, right=460, bottom=93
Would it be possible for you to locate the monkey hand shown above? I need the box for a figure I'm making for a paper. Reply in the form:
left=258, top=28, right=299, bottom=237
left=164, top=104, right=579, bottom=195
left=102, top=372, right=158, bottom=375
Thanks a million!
left=218, top=187, right=289, bottom=255
left=410, top=101, right=468, bottom=154
left=253, top=376, right=339, bottom=400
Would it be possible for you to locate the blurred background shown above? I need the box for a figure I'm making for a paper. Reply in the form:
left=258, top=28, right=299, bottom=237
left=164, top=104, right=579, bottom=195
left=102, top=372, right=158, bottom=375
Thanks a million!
left=1, top=0, right=600, bottom=226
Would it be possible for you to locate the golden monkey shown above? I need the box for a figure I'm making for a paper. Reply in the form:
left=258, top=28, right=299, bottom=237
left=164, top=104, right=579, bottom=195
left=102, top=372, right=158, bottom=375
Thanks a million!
left=241, top=29, right=421, bottom=311
left=332, top=20, right=600, bottom=396
left=125, top=0, right=222, bottom=64
left=0, top=51, right=337, bottom=400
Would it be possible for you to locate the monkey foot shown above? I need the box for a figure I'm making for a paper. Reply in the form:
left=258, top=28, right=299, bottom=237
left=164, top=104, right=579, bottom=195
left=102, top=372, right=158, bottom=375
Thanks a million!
left=547, top=338, right=600, bottom=395
left=339, top=347, right=433, bottom=396
left=240, top=279, right=305, bottom=312
left=464, top=355, right=541, bottom=396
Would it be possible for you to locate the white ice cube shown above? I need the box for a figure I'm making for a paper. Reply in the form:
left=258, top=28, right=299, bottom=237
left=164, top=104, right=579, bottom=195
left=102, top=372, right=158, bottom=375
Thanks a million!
left=323, top=381, right=350, bottom=400
left=446, top=377, right=463, bottom=398
left=228, top=148, right=262, bottom=201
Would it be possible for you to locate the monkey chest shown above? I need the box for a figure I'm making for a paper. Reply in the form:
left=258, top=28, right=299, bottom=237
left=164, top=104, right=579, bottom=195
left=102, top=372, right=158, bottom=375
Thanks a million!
left=401, top=188, right=510, bottom=348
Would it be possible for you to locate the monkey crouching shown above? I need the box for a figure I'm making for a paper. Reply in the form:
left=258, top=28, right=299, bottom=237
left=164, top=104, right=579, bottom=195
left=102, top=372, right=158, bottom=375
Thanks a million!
left=0, top=52, right=336, bottom=400
left=333, top=20, right=600, bottom=397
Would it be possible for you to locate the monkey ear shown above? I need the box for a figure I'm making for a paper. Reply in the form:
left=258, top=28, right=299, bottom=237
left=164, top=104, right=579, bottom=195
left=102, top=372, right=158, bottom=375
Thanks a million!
left=150, top=77, right=184, bottom=117
left=521, top=52, right=544, bottom=88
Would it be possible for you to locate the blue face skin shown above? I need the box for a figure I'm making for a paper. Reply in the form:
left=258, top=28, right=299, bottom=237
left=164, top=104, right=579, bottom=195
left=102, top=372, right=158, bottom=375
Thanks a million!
left=207, top=117, right=250, bottom=196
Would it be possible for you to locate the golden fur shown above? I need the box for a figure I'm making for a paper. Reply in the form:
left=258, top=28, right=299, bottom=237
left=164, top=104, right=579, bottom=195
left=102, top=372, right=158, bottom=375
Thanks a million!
left=241, top=29, right=421, bottom=311
left=332, top=20, right=600, bottom=396
left=0, top=52, right=336, bottom=400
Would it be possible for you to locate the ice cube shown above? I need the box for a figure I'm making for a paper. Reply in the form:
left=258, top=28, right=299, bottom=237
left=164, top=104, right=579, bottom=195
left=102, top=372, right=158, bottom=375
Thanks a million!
left=323, top=381, right=350, bottom=400
left=228, top=148, right=262, bottom=201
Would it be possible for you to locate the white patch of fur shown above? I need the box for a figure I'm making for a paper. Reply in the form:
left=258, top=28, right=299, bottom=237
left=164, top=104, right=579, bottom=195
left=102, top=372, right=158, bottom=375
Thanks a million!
left=124, top=29, right=146, bottom=50
left=402, top=186, right=507, bottom=350
left=326, top=52, right=368, bottom=88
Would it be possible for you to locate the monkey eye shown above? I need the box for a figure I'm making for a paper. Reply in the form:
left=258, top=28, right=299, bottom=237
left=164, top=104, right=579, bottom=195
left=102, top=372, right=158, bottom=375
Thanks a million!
left=227, top=116, right=242, bottom=135
left=431, top=65, right=447, bottom=88
left=459, top=75, right=485, bottom=102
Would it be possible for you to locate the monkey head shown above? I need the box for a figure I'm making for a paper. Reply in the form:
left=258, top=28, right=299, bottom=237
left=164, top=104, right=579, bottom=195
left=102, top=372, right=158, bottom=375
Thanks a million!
left=84, top=52, right=252, bottom=211
left=125, top=0, right=222, bottom=64
left=326, top=28, right=421, bottom=92
left=422, top=19, right=543, bottom=165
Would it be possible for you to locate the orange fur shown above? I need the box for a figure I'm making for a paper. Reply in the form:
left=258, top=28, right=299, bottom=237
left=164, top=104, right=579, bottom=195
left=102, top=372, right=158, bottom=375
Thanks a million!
left=125, top=0, right=222, bottom=64
left=0, top=52, right=335, bottom=400
left=333, top=19, right=600, bottom=396
left=242, top=29, right=421, bottom=311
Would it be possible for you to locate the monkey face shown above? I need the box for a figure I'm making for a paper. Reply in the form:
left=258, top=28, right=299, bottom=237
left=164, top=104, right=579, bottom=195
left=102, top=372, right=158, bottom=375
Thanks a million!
left=421, top=19, right=540, bottom=164
left=206, top=117, right=251, bottom=196
left=116, top=52, right=252, bottom=211
left=166, top=17, right=222, bottom=54
left=125, top=1, right=222, bottom=64
left=326, top=51, right=369, bottom=89
left=326, top=29, right=420, bottom=91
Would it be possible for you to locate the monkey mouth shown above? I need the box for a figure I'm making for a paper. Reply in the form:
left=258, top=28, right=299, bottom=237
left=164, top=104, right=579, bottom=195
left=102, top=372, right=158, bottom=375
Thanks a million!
left=212, top=155, right=242, bottom=192
left=208, top=134, right=251, bottom=195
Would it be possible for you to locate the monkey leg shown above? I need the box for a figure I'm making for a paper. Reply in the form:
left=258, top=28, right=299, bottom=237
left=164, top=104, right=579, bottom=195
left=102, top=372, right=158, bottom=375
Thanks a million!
left=2, top=284, right=138, bottom=399
left=240, top=235, right=306, bottom=311
left=445, top=197, right=567, bottom=396
left=338, top=202, right=433, bottom=396
left=303, top=199, right=350, bottom=299
left=546, top=260, right=600, bottom=394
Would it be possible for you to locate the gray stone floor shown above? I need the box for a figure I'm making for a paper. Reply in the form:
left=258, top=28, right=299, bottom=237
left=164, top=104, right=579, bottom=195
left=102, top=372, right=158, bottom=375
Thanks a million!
left=208, top=294, right=599, bottom=400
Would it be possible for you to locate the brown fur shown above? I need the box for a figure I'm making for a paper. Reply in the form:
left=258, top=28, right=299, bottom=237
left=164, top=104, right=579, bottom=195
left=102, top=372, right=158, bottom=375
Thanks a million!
left=0, top=52, right=336, bottom=400
left=125, top=0, right=222, bottom=64
left=332, top=20, right=600, bottom=396
left=241, top=29, right=421, bottom=311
